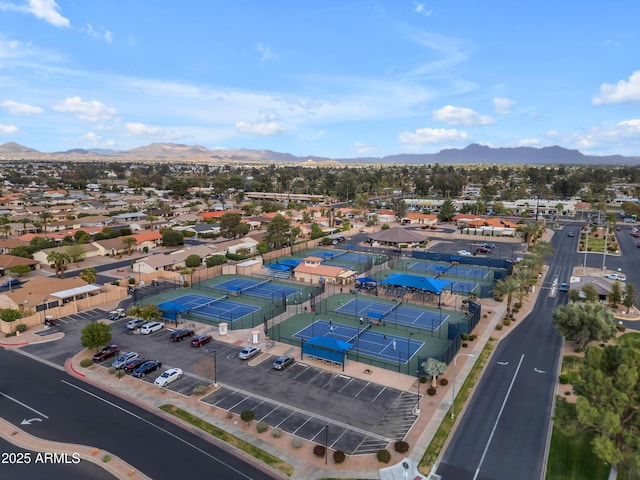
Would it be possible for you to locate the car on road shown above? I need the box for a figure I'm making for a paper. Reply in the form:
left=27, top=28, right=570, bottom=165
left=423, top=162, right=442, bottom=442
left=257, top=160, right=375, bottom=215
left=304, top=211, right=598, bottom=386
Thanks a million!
left=92, top=344, right=120, bottom=363
left=605, top=273, right=626, bottom=281
left=456, top=249, right=472, bottom=256
left=170, top=329, right=195, bottom=342
left=126, top=318, right=146, bottom=330
left=112, top=351, right=138, bottom=369
left=0, top=278, right=22, bottom=288
left=476, top=247, right=491, bottom=254
left=631, top=230, right=640, bottom=238
left=559, top=282, right=569, bottom=292
left=123, top=357, right=147, bottom=374
left=191, top=334, right=213, bottom=347
left=108, top=308, right=127, bottom=320
left=272, top=355, right=295, bottom=370
left=238, top=346, right=260, bottom=360
left=482, top=243, right=496, bottom=249
left=154, top=368, right=183, bottom=387
left=567, top=231, right=575, bottom=237
left=140, top=321, right=164, bottom=335
left=132, top=360, right=162, bottom=378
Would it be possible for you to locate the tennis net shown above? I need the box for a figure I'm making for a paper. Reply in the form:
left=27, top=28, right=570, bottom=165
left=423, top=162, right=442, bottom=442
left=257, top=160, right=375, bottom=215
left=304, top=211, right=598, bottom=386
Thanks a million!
left=240, top=278, right=272, bottom=294
left=383, top=301, right=402, bottom=318
left=190, top=295, right=227, bottom=311
left=346, top=323, right=371, bottom=344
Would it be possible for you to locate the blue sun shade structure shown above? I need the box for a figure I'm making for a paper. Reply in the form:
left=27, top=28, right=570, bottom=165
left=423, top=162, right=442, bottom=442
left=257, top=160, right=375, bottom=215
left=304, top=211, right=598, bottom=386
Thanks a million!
left=379, top=273, right=451, bottom=294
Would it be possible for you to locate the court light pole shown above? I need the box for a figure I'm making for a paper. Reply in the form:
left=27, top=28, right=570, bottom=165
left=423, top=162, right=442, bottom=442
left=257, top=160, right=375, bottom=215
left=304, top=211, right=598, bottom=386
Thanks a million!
left=407, top=332, right=414, bottom=374
left=451, top=353, right=475, bottom=419
left=324, top=423, right=329, bottom=464
left=415, top=369, right=421, bottom=415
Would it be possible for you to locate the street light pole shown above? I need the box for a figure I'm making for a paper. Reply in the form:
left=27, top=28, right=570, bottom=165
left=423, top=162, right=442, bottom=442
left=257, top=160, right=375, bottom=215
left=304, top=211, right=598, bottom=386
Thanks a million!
left=213, top=349, right=218, bottom=386
left=415, top=370, right=421, bottom=415
left=325, top=423, right=329, bottom=464
left=451, top=353, right=475, bottom=419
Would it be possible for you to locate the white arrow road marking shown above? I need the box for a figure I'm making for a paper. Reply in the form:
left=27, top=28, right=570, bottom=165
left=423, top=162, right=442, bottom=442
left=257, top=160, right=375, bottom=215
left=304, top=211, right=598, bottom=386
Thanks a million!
left=21, top=418, right=43, bottom=425
left=534, top=368, right=546, bottom=374
left=496, top=361, right=509, bottom=366
left=0, top=391, right=49, bottom=419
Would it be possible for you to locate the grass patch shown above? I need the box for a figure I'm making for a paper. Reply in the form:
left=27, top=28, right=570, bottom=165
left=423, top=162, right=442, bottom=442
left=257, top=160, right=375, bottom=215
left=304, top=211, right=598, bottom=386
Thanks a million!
left=618, top=332, right=640, bottom=348
left=159, top=404, right=294, bottom=477
left=418, top=338, right=495, bottom=475
left=560, top=355, right=582, bottom=384
left=546, top=429, right=609, bottom=480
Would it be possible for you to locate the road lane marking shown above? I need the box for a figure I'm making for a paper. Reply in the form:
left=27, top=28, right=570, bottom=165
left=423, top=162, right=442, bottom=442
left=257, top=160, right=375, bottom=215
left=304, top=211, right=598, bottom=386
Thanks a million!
left=0, top=390, right=49, bottom=419
left=473, top=353, right=525, bottom=480
left=61, top=380, right=255, bottom=480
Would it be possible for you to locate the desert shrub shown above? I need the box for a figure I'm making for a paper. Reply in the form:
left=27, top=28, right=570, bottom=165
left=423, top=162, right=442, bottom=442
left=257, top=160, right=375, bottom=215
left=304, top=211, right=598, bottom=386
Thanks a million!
left=192, top=385, right=208, bottom=396
left=420, top=376, right=427, bottom=384
left=226, top=411, right=234, bottom=420
left=128, top=278, right=135, bottom=285
left=503, top=319, right=511, bottom=326
left=495, top=324, right=504, bottom=331
left=394, top=441, right=409, bottom=453
left=462, top=342, right=468, bottom=348
left=469, top=334, right=478, bottom=341
left=107, top=367, right=116, bottom=375
left=439, top=378, right=449, bottom=386
left=271, top=428, right=282, bottom=439
left=80, top=358, right=93, bottom=368
left=460, top=333, right=469, bottom=341
left=240, top=410, right=255, bottom=425
left=313, top=445, right=326, bottom=458
left=617, top=325, right=627, bottom=332
left=115, top=369, right=125, bottom=379
left=574, top=347, right=584, bottom=353
left=377, top=449, right=391, bottom=463
left=514, top=302, right=523, bottom=309
left=333, top=450, right=346, bottom=464
left=15, top=323, right=27, bottom=333
left=256, top=421, right=269, bottom=433
left=558, top=374, right=570, bottom=385
left=291, top=437, right=303, bottom=449
left=565, top=391, right=571, bottom=395
left=427, top=387, right=436, bottom=396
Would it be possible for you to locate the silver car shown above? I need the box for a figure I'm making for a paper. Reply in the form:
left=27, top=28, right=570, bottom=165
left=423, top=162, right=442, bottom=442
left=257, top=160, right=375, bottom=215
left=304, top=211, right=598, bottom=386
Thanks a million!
left=112, top=351, right=138, bottom=369
left=238, top=346, right=260, bottom=360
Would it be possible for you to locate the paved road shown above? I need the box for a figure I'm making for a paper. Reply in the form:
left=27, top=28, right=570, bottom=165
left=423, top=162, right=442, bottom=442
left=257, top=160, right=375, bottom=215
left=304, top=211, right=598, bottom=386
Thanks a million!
left=0, top=349, right=276, bottom=480
left=436, top=227, right=575, bottom=479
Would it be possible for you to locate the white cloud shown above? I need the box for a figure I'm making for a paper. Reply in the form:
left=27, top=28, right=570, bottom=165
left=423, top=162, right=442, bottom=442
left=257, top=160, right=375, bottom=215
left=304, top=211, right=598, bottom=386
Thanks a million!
left=235, top=121, right=285, bottom=136
left=398, top=127, right=470, bottom=145
left=80, top=24, right=113, bottom=43
left=351, top=141, right=377, bottom=155
left=256, top=43, right=277, bottom=64
left=515, top=138, right=540, bottom=147
left=593, top=71, right=640, bottom=105
left=0, top=0, right=70, bottom=28
left=493, top=97, right=515, bottom=115
left=432, top=105, right=494, bottom=126
left=53, top=97, right=117, bottom=122
left=414, top=3, right=432, bottom=16
left=125, top=122, right=178, bottom=138
left=80, top=132, right=115, bottom=147
left=0, top=124, right=20, bottom=134
left=2, top=99, right=43, bottom=115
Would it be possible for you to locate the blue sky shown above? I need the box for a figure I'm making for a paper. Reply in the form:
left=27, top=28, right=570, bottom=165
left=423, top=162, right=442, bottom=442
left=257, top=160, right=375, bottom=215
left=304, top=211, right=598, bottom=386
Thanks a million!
left=1, top=1, right=640, bottom=158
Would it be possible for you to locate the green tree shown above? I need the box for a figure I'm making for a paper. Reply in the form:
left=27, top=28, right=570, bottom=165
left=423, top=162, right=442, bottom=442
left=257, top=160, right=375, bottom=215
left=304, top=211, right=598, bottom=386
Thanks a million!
left=555, top=344, right=640, bottom=479
left=10, top=246, right=32, bottom=259
left=219, top=213, right=249, bottom=239
left=185, top=255, right=201, bottom=268
left=47, top=250, right=71, bottom=278
left=438, top=199, right=456, bottom=222
left=121, top=236, right=138, bottom=255
left=623, top=283, right=637, bottom=314
left=529, top=240, right=554, bottom=259
left=390, top=198, right=407, bottom=220
left=79, top=267, right=97, bottom=284
left=0, top=308, right=21, bottom=322
left=493, top=276, right=520, bottom=318
left=65, top=244, right=86, bottom=264
left=310, top=223, right=325, bottom=240
left=552, top=302, right=617, bottom=351
left=582, top=284, right=599, bottom=303
left=610, top=281, right=623, bottom=307
left=128, top=304, right=161, bottom=321
left=9, top=264, right=31, bottom=277
left=265, top=214, right=291, bottom=250
left=421, top=358, right=447, bottom=388
left=205, top=255, right=226, bottom=267
left=81, top=322, right=112, bottom=352
left=162, top=230, right=184, bottom=246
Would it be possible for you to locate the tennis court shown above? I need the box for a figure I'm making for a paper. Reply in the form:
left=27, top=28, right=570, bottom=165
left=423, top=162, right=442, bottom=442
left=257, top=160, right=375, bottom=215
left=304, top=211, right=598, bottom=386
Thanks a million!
left=294, top=320, right=423, bottom=363
left=408, top=261, right=490, bottom=281
left=166, top=293, right=258, bottom=322
left=335, top=298, right=449, bottom=332
left=308, top=250, right=372, bottom=264
left=211, top=278, right=301, bottom=301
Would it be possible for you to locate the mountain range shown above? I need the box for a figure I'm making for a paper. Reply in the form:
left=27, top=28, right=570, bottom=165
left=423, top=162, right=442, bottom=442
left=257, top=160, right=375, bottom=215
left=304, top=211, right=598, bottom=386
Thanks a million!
left=0, top=141, right=638, bottom=165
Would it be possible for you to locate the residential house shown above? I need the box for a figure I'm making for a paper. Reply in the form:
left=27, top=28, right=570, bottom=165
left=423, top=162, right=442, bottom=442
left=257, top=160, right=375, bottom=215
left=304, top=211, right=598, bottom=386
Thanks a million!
left=0, top=238, right=28, bottom=254
left=134, top=244, right=219, bottom=274
left=33, top=243, right=101, bottom=264
left=0, top=254, right=39, bottom=276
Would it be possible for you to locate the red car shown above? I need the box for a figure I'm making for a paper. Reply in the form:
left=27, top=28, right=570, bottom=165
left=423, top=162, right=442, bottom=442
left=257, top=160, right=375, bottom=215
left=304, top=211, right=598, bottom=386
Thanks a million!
left=191, top=334, right=212, bottom=347
left=123, top=357, right=147, bottom=374
left=170, top=329, right=195, bottom=342
left=92, top=344, right=120, bottom=362
left=476, top=247, right=491, bottom=254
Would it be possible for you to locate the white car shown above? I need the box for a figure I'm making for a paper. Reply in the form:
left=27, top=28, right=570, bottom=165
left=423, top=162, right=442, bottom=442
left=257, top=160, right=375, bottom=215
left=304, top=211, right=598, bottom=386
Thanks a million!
left=140, top=321, right=164, bottom=335
left=456, top=249, right=472, bottom=256
left=605, top=273, right=626, bottom=282
left=154, top=368, right=183, bottom=387
left=238, top=346, right=260, bottom=360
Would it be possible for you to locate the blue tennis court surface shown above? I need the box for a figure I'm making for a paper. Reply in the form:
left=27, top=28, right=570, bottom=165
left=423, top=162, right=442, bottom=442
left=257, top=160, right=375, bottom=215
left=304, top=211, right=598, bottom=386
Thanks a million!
left=170, top=293, right=258, bottom=322
left=408, top=261, right=490, bottom=281
left=336, top=298, right=448, bottom=331
left=294, top=320, right=423, bottom=363
left=307, top=250, right=372, bottom=264
left=211, top=278, right=300, bottom=301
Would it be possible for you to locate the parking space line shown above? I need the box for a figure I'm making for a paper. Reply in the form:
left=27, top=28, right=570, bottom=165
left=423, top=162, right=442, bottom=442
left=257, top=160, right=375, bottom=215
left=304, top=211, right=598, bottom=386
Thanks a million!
left=354, top=382, right=370, bottom=398
left=258, top=405, right=280, bottom=422
left=275, top=410, right=296, bottom=428
left=371, top=386, right=386, bottom=403
left=306, top=370, right=325, bottom=384
left=229, top=395, right=252, bottom=411
left=329, top=428, right=349, bottom=449
left=338, top=378, right=355, bottom=393
left=292, top=417, right=312, bottom=435
left=291, top=365, right=310, bottom=380
left=309, top=424, right=328, bottom=443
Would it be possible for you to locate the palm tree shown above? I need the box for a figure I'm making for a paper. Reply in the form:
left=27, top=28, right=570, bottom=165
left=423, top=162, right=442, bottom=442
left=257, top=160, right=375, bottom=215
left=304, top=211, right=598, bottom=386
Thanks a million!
left=513, top=268, right=535, bottom=302
left=79, top=268, right=97, bottom=284
left=0, top=224, right=10, bottom=239
left=39, top=211, right=53, bottom=232
left=46, top=251, right=71, bottom=278
left=529, top=240, right=554, bottom=259
left=121, top=236, right=138, bottom=255
left=493, top=276, right=521, bottom=318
